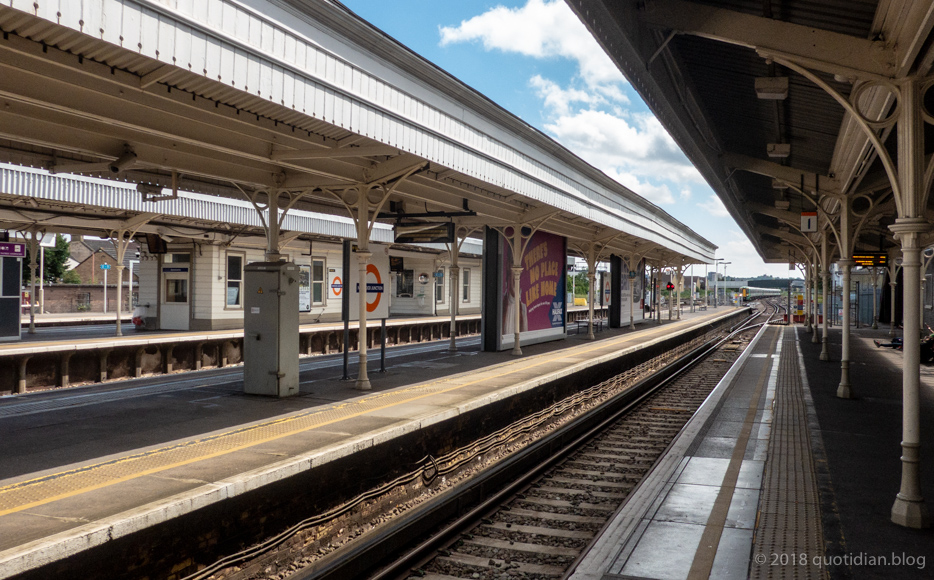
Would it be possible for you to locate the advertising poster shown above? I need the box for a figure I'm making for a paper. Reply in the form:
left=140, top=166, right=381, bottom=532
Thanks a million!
left=501, top=230, right=566, bottom=345
left=618, top=259, right=645, bottom=323
left=298, top=265, right=311, bottom=312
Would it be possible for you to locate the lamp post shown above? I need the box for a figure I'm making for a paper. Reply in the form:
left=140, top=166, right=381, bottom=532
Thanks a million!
left=722, top=262, right=731, bottom=305
left=713, top=258, right=723, bottom=308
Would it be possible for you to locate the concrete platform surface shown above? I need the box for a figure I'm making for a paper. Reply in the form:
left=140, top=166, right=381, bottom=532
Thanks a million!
left=0, top=307, right=738, bottom=578
left=570, top=322, right=934, bottom=580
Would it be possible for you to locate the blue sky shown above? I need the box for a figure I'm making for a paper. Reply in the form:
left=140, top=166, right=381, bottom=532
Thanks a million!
left=340, top=0, right=792, bottom=278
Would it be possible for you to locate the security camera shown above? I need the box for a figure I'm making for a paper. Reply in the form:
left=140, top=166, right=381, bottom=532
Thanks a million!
left=136, top=183, right=162, bottom=195
left=110, top=151, right=138, bottom=174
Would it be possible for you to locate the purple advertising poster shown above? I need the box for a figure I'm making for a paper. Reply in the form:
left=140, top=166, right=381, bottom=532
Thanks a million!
left=501, top=230, right=566, bottom=339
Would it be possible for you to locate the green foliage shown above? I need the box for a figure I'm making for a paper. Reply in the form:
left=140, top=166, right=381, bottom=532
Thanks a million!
left=565, top=271, right=590, bottom=297
left=62, top=269, right=81, bottom=284
left=47, top=234, right=70, bottom=282
left=22, top=234, right=72, bottom=283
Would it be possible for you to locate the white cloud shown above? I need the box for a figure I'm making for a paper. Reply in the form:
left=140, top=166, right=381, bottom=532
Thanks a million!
left=440, top=0, right=703, bottom=206
left=541, top=108, right=702, bottom=187
left=697, top=194, right=729, bottom=217
left=605, top=170, right=676, bottom=205
left=529, top=75, right=607, bottom=117
left=439, top=0, right=622, bottom=88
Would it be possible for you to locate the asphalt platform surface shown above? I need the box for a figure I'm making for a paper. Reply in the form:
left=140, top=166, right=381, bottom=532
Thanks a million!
left=798, top=324, right=934, bottom=579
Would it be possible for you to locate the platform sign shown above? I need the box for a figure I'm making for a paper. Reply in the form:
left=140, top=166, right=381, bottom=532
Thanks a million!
left=852, top=253, right=887, bottom=267
left=348, top=244, right=389, bottom=321
left=100, top=263, right=111, bottom=270
left=801, top=211, right=817, bottom=233
left=0, top=243, right=25, bottom=258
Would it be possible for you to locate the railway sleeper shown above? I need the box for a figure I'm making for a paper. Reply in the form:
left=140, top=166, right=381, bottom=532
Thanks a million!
left=437, top=552, right=565, bottom=576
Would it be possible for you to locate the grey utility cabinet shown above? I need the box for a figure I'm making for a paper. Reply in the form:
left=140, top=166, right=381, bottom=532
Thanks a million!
left=243, top=261, right=299, bottom=397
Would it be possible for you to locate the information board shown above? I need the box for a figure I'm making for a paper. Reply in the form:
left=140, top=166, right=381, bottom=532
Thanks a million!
left=852, top=253, right=887, bottom=267
left=298, top=265, right=311, bottom=312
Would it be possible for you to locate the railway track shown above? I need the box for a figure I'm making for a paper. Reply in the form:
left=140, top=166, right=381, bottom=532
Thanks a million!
left=387, top=316, right=770, bottom=580
left=196, top=307, right=776, bottom=580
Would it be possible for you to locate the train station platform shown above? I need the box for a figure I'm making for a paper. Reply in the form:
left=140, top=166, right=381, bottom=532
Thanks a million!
left=0, top=307, right=740, bottom=579
left=569, top=323, right=934, bottom=580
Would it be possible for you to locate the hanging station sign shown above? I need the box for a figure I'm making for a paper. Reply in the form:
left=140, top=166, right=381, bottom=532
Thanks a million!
left=393, top=222, right=455, bottom=244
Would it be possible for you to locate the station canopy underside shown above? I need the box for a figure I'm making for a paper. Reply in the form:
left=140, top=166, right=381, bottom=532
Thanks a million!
left=569, top=0, right=934, bottom=264
left=0, top=0, right=714, bottom=266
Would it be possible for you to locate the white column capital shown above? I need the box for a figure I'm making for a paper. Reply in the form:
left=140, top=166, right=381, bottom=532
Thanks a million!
left=889, top=218, right=932, bottom=245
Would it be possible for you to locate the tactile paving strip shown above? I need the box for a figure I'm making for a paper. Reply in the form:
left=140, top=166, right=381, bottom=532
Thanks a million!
left=0, top=318, right=696, bottom=516
left=750, top=328, right=826, bottom=580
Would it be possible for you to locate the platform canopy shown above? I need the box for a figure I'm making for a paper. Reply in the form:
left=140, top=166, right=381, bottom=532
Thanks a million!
left=567, top=0, right=934, bottom=263
left=0, top=0, right=714, bottom=266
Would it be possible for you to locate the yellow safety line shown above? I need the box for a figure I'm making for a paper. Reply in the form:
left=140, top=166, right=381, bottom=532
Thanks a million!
left=0, top=312, right=727, bottom=516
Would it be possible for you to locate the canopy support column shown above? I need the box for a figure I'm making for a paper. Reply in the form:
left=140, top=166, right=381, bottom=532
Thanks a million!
left=820, top=233, right=830, bottom=361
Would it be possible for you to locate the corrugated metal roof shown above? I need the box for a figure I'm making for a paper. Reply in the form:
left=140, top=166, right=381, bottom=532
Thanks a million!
left=0, top=0, right=715, bottom=262
left=0, top=163, right=393, bottom=242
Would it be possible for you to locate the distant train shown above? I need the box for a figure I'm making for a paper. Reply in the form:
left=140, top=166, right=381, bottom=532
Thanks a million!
left=741, top=286, right=782, bottom=301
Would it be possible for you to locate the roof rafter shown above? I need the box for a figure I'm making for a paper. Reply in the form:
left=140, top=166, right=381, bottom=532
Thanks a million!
left=639, top=0, right=896, bottom=79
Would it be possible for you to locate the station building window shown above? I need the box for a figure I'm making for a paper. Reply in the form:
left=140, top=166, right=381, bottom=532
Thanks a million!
left=226, top=253, right=244, bottom=308
left=312, top=258, right=325, bottom=305
left=396, top=270, right=414, bottom=297
left=165, top=279, right=188, bottom=303
left=435, top=269, right=445, bottom=303
left=462, top=268, right=470, bottom=302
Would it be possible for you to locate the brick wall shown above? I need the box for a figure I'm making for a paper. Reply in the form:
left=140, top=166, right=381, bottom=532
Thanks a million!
left=32, top=284, right=140, bottom=314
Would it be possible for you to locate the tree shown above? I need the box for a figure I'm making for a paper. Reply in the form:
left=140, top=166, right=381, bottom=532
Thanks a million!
left=46, top=234, right=70, bottom=282
left=22, top=234, right=71, bottom=283
left=565, top=271, right=590, bottom=298
left=62, top=270, right=81, bottom=284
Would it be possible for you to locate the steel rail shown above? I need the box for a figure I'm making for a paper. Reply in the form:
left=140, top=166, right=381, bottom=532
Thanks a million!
left=287, top=310, right=759, bottom=580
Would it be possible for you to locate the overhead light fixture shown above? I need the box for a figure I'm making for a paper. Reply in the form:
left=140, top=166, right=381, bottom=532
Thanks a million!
left=755, top=77, right=789, bottom=100
left=767, top=143, right=791, bottom=158
left=771, top=179, right=788, bottom=190
left=775, top=200, right=791, bottom=210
